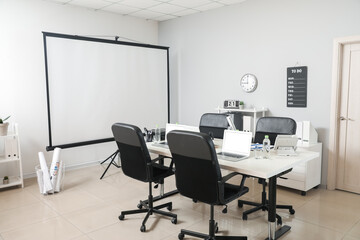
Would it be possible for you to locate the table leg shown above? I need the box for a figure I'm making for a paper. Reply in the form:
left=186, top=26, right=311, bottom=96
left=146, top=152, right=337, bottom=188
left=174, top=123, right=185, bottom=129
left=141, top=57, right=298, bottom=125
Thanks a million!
left=266, top=176, right=291, bottom=240
left=159, top=157, right=165, bottom=196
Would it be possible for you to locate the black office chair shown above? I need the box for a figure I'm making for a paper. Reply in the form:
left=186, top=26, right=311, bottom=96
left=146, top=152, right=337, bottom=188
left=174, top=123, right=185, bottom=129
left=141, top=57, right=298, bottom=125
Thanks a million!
left=112, top=123, right=177, bottom=232
left=199, top=113, right=229, bottom=139
left=167, top=130, right=248, bottom=240
left=238, top=117, right=296, bottom=224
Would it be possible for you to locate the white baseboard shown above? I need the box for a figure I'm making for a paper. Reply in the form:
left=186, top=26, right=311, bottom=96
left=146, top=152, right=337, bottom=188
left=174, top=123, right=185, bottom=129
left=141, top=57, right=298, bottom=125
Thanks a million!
left=23, top=159, right=105, bottom=179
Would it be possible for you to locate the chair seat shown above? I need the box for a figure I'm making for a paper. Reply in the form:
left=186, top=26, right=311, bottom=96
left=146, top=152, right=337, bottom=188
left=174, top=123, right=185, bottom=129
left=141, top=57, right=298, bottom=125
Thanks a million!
left=223, top=183, right=249, bottom=204
left=152, top=165, right=174, bottom=182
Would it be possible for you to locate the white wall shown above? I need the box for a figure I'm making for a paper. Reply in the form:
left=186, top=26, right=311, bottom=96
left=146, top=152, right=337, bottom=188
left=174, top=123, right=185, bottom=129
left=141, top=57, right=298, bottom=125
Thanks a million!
left=0, top=0, right=158, bottom=176
left=159, top=0, right=360, bottom=185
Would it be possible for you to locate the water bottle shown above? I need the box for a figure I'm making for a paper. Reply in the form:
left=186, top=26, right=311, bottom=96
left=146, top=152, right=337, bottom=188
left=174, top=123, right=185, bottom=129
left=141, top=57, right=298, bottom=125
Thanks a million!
left=254, top=144, right=262, bottom=159
left=154, top=125, right=161, bottom=142
left=262, top=135, right=271, bottom=159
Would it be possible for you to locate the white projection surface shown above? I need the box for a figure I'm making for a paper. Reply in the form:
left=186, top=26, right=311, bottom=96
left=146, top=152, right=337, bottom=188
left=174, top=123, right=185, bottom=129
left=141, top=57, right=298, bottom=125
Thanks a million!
left=45, top=34, right=168, bottom=148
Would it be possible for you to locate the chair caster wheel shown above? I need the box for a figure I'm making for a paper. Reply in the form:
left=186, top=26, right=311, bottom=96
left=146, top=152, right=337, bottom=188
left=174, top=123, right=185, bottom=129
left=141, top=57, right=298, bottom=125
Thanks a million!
left=193, top=199, right=197, bottom=203
left=178, top=233, right=184, bottom=240
left=171, top=217, right=177, bottom=224
left=242, top=214, right=247, bottom=220
left=238, top=202, right=243, bottom=208
left=167, top=204, right=172, bottom=211
left=137, top=203, right=143, bottom=209
left=215, top=226, right=219, bottom=233
left=119, top=214, right=124, bottom=221
left=140, top=225, right=146, bottom=232
left=290, top=209, right=295, bottom=215
left=277, top=220, right=282, bottom=225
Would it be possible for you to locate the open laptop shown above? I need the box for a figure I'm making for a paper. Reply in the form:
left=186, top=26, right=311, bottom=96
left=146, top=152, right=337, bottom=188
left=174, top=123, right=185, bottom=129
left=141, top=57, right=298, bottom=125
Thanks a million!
left=217, top=130, right=252, bottom=162
left=152, top=123, right=200, bottom=148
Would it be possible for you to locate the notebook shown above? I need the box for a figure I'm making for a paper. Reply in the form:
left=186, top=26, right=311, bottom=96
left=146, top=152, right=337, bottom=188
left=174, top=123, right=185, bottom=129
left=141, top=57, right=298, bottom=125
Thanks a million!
left=217, top=130, right=252, bottom=162
left=152, top=123, right=200, bottom=148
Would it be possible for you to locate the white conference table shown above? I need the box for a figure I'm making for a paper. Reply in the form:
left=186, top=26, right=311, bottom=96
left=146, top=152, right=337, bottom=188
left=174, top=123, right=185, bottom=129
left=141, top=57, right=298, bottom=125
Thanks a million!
left=147, top=139, right=319, bottom=240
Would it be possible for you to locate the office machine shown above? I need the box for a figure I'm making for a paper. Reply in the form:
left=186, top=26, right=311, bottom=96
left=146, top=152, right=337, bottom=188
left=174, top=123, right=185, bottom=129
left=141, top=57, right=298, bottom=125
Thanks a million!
left=273, top=135, right=298, bottom=156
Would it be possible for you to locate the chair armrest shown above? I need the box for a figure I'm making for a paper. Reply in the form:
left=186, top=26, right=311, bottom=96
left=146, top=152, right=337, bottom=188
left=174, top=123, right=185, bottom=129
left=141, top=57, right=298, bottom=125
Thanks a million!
left=148, top=156, right=174, bottom=170
left=219, top=172, right=248, bottom=185
left=150, top=156, right=166, bottom=164
left=218, top=172, right=249, bottom=204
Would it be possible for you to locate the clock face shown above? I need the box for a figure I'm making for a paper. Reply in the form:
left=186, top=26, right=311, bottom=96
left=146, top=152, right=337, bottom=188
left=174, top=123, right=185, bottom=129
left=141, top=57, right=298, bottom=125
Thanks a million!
left=240, top=74, right=258, bottom=93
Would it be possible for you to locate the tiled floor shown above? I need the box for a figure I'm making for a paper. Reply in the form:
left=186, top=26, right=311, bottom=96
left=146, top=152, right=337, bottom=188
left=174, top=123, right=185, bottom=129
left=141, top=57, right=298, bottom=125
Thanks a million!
left=1, top=165, right=360, bottom=240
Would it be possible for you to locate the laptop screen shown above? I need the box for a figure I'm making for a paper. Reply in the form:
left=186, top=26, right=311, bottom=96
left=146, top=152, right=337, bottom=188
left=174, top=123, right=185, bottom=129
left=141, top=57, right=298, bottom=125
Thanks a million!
left=222, top=130, right=252, bottom=155
left=165, top=123, right=200, bottom=141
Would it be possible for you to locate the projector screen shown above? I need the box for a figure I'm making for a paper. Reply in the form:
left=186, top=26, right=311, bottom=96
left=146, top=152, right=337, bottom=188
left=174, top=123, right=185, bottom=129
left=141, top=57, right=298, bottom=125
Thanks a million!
left=43, top=32, right=169, bottom=151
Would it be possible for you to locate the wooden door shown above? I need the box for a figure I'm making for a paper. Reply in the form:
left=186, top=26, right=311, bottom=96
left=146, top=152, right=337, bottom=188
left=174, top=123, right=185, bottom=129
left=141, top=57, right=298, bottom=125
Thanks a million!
left=336, top=43, right=360, bottom=193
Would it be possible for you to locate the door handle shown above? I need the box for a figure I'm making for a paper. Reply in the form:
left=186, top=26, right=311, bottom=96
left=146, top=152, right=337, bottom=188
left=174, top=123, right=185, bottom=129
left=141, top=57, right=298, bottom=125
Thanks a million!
left=340, top=116, right=355, bottom=121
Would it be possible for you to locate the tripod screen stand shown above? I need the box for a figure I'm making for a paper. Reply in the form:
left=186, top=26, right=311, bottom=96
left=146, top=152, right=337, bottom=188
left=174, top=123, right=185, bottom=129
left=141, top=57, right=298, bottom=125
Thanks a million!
left=100, top=150, right=121, bottom=179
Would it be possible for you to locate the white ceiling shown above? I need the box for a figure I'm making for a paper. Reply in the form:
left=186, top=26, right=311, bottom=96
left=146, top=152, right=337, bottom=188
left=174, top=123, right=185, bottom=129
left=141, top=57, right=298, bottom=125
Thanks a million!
left=44, top=0, right=247, bottom=21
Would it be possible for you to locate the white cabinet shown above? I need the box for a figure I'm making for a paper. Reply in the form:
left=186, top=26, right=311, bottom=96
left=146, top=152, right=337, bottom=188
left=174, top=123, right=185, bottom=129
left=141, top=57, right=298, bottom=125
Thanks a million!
left=277, top=142, right=322, bottom=195
left=0, top=124, right=24, bottom=189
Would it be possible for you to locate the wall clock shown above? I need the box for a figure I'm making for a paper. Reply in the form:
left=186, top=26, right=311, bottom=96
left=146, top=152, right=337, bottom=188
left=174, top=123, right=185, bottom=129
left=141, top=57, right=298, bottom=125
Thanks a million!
left=240, top=73, right=258, bottom=93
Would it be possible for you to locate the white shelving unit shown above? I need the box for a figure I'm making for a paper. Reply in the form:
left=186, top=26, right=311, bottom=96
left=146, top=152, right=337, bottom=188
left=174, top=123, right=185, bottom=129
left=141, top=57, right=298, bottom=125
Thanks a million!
left=0, top=124, right=24, bottom=189
left=216, top=107, right=268, bottom=135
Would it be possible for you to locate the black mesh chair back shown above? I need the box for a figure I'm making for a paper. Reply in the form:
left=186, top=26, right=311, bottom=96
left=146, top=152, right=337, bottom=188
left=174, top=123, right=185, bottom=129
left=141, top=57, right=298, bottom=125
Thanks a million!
left=254, top=117, right=297, bottom=144
left=168, top=130, right=248, bottom=240
left=167, top=130, right=222, bottom=204
left=199, top=113, right=229, bottom=139
left=111, top=123, right=177, bottom=232
left=112, top=123, right=151, bottom=182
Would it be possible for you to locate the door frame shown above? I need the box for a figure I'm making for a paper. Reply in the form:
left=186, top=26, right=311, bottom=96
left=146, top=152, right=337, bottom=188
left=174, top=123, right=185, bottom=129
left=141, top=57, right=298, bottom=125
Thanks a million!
left=327, top=35, right=360, bottom=190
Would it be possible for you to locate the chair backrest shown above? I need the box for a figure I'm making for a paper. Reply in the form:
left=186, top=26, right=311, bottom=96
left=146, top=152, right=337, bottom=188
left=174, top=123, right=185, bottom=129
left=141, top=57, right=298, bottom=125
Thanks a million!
left=254, top=117, right=297, bottom=145
left=167, top=130, right=222, bottom=205
left=199, top=113, right=229, bottom=139
left=111, top=123, right=151, bottom=182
